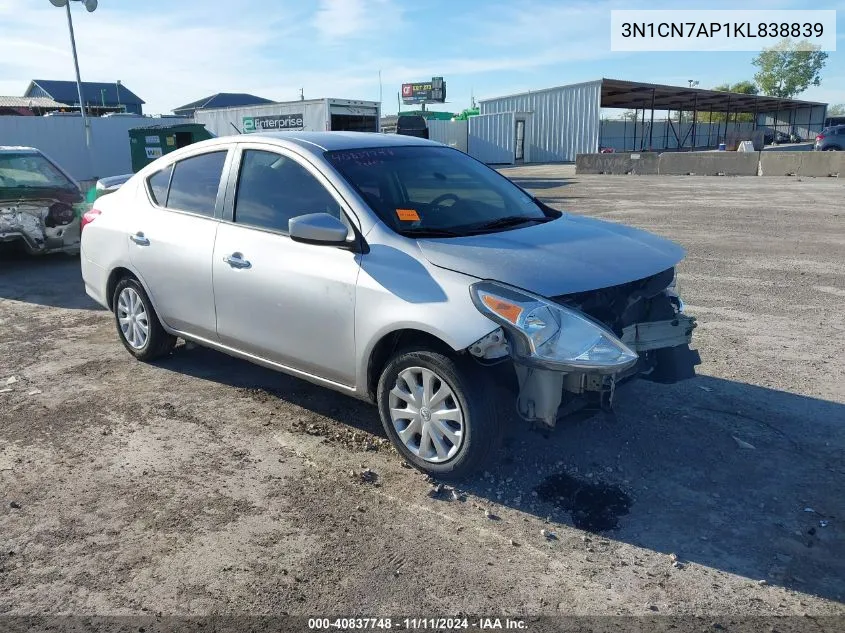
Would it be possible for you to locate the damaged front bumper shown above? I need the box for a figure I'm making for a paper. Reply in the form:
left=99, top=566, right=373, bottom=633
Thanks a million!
left=469, top=288, right=700, bottom=427
left=0, top=201, right=82, bottom=255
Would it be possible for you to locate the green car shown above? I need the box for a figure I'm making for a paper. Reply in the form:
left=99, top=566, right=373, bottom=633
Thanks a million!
left=0, top=146, right=88, bottom=255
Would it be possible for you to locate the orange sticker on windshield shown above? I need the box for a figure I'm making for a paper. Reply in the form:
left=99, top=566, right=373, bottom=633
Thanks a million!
left=396, top=208, right=420, bottom=221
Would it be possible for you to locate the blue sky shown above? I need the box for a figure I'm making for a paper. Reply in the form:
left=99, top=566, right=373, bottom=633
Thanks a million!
left=0, top=0, right=842, bottom=115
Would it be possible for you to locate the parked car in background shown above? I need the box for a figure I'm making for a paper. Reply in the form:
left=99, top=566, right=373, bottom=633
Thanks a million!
left=396, top=115, right=429, bottom=139
left=87, top=173, right=133, bottom=203
left=763, top=129, right=791, bottom=145
left=80, top=132, right=699, bottom=478
left=0, top=146, right=85, bottom=255
left=815, top=125, right=844, bottom=151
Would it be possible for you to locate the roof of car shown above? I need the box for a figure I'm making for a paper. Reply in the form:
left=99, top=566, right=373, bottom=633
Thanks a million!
left=248, top=131, right=439, bottom=151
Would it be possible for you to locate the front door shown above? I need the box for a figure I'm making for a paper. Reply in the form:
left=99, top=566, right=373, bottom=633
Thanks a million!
left=515, top=119, right=526, bottom=162
left=212, top=147, right=361, bottom=386
left=128, top=150, right=229, bottom=339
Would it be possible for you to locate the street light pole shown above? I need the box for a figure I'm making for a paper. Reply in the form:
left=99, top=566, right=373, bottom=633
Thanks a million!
left=51, top=0, right=98, bottom=144
left=62, top=0, right=91, bottom=146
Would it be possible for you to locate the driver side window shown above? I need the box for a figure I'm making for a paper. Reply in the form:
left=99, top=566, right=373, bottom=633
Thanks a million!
left=234, top=150, right=343, bottom=233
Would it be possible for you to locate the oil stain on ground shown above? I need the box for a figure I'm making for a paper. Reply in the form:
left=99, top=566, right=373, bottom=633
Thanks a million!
left=534, top=473, right=631, bottom=532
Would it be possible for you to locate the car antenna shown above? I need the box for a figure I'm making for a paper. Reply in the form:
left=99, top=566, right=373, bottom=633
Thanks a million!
left=229, top=122, right=243, bottom=135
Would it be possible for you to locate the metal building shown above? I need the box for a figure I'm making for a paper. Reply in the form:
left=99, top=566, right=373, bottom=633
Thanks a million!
left=472, top=78, right=827, bottom=164
left=477, top=80, right=601, bottom=163
left=24, top=79, right=145, bottom=115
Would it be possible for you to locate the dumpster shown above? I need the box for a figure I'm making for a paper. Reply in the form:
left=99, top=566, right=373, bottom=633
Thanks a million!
left=128, top=123, right=213, bottom=172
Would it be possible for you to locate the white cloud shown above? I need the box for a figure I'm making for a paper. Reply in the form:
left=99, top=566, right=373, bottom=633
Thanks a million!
left=312, top=0, right=401, bottom=40
left=0, top=0, right=386, bottom=113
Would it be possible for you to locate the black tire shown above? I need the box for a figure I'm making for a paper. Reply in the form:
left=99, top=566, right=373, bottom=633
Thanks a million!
left=112, top=277, right=176, bottom=362
left=377, top=348, right=501, bottom=480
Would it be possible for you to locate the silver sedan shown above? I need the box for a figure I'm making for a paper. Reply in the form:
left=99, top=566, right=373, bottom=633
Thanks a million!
left=80, top=132, right=699, bottom=479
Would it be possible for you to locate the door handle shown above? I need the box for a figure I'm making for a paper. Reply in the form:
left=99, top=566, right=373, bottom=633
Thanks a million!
left=130, top=232, right=150, bottom=246
left=223, top=252, right=251, bottom=269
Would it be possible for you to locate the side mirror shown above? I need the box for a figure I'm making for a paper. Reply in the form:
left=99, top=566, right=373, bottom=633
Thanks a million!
left=289, top=213, right=350, bottom=245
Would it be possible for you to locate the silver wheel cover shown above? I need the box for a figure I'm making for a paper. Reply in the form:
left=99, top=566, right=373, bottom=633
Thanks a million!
left=117, top=287, right=149, bottom=350
left=388, top=366, right=465, bottom=463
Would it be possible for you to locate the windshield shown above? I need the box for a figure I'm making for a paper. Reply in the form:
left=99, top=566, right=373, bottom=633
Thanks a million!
left=0, top=152, right=76, bottom=191
left=325, top=146, right=554, bottom=237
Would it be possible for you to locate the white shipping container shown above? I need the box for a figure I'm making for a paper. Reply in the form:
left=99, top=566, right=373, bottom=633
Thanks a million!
left=193, top=98, right=381, bottom=138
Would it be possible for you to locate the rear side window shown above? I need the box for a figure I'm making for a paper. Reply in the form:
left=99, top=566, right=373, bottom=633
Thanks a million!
left=166, top=151, right=227, bottom=217
left=147, top=164, right=172, bottom=205
left=234, top=149, right=342, bottom=233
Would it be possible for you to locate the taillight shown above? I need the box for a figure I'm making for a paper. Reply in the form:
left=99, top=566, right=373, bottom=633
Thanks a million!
left=80, top=207, right=101, bottom=231
left=46, top=202, right=75, bottom=227
left=816, top=134, right=825, bottom=141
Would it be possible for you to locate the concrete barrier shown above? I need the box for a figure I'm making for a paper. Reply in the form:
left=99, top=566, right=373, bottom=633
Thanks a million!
left=658, top=152, right=760, bottom=176
left=576, top=150, right=843, bottom=178
left=576, top=152, right=659, bottom=175
left=759, top=152, right=844, bottom=177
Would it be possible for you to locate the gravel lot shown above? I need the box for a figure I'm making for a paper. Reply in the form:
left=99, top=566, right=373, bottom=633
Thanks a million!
left=1, top=167, right=844, bottom=622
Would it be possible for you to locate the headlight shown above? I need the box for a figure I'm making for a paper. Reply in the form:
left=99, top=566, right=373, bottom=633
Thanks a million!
left=665, top=268, right=685, bottom=313
left=470, top=281, right=638, bottom=373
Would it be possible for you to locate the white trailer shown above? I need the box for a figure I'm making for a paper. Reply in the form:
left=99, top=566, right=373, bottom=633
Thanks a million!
left=193, top=98, right=381, bottom=138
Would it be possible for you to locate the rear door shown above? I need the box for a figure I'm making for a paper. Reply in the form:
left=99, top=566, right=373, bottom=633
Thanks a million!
left=212, top=144, right=361, bottom=385
left=128, top=148, right=231, bottom=339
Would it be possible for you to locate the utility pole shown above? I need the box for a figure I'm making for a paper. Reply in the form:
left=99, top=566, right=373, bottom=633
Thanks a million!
left=50, top=0, right=99, bottom=146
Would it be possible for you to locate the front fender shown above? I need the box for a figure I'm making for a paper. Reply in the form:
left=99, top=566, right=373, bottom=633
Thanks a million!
left=353, top=243, right=498, bottom=398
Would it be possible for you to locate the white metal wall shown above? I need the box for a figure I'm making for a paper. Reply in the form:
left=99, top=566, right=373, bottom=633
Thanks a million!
left=479, top=80, right=602, bottom=162
left=427, top=119, right=468, bottom=153
left=468, top=113, right=515, bottom=164
left=0, top=115, right=169, bottom=181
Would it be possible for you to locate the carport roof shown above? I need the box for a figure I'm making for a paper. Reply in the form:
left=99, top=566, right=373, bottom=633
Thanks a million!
left=600, top=78, right=826, bottom=112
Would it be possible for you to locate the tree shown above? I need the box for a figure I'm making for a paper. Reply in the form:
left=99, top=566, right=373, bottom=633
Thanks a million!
left=752, top=39, right=828, bottom=98
left=713, top=80, right=758, bottom=95
left=709, top=81, right=759, bottom=122
left=829, top=104, right=845, bottom=116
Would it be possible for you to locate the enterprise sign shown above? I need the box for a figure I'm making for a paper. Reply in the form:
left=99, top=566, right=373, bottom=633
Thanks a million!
left=243, top=113, right=304, bottom=133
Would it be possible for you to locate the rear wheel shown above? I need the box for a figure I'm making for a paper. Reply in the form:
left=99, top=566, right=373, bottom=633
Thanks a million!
left=377, top=348, right=500, bottom=479
left=113, top=277, right=176, bottom=361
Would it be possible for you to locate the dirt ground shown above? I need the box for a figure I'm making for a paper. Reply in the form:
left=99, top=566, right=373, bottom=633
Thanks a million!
left=1, top=168, right=844, bottom=623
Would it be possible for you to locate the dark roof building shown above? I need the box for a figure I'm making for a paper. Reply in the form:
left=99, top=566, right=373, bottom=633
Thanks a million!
left=172, top=93, right=275, bottom=117
left=24, top=79, right=145, bottom=115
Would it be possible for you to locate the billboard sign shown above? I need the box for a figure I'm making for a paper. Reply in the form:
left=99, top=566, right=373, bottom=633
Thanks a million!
left=401, top=77, right=446, bottom=105
left=243, top=113, right=304, bottom=133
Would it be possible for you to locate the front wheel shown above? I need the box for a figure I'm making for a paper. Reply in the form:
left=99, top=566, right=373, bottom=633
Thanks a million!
left=377, top=349, right=500, bottom=479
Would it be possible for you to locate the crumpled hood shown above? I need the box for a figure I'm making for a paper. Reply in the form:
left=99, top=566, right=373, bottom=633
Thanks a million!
left=417, top=214, right=685, bottom=296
